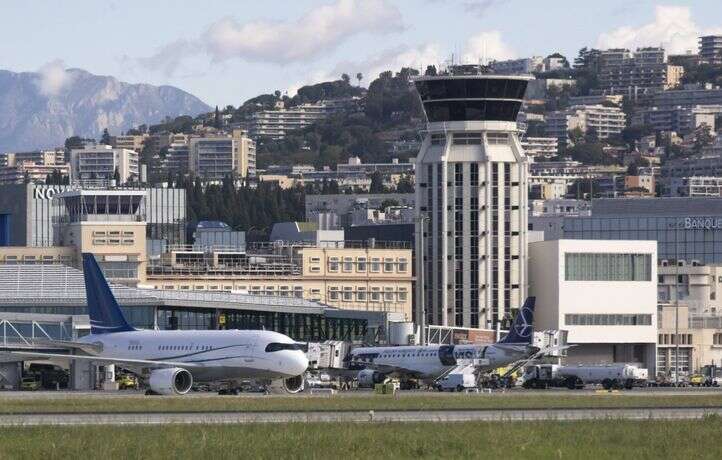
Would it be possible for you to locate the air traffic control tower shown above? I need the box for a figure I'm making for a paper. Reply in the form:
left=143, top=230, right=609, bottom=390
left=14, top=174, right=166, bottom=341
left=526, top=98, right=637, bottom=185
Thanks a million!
left=413, top=66, right=532, bottom=331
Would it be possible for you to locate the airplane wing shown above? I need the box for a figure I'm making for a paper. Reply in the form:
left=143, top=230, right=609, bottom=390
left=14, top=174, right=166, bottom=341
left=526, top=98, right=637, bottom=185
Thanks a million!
left=25, top=340, right=103, bottom=355
left=2, top=351, right=202, bottom=369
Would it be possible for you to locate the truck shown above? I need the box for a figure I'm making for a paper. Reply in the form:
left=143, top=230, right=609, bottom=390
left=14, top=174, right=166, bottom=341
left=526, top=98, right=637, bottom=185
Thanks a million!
left=522, top=364, right=648, bottom=390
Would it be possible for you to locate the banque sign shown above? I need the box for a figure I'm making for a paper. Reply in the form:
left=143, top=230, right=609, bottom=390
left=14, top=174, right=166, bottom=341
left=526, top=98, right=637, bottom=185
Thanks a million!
left=680, top=217, right=722, bottom=230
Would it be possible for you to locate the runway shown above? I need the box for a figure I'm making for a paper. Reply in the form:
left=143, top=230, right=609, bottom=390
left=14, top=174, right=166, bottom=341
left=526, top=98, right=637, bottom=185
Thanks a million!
left=2, top=406, right=721, bottom=426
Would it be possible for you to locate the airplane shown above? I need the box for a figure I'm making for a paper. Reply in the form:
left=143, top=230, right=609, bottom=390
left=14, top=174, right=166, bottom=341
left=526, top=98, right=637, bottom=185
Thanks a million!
left=345, top=297, right=559, bottom=387
left=2, top=253, right=309, bottom=395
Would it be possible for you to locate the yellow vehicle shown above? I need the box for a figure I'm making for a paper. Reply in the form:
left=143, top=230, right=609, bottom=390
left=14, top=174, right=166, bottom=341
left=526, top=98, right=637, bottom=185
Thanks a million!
left=689, top=374, right=706, bottom=386
left=20, top=377, right=41, bottom=391
left=117, top=374, right=138, bottom=390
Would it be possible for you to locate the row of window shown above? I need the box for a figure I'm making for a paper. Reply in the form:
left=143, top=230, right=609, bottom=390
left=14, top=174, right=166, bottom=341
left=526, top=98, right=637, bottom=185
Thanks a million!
left=565, top=253, right=652, bottom=282
left=658, top=333, right=694, bottom=345
left=92, top=238, right=135, bottom=246
left=157, top=344, right=213, bottom=352
left=328, top=286, right=408, bottom=303
left=565, top=314, right=653, bottom=326
left=324, top=257, right=408, bottom=274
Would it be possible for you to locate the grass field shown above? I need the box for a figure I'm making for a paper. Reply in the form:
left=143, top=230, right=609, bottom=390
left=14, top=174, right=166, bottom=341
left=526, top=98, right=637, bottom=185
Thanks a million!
left=1, top=419, right=722, bottom=459
left=2, top=392, right=722, bottom=414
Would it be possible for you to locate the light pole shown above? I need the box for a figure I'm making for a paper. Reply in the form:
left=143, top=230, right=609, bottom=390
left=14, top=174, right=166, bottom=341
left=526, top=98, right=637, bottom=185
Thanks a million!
left=415, top=215, right=428, bottom=345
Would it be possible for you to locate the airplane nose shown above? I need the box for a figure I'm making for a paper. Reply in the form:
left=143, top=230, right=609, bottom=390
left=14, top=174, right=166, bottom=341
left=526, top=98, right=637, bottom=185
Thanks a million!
left=290, top=351, right=309, bottom=376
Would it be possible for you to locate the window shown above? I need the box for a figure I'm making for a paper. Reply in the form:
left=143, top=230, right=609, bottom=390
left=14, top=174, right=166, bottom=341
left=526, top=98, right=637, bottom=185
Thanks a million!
left=384, top=287, right=395, bottom=301
left=370, top=288, right=381, bottom=302
left=486, top=133, right=509, bottom=145
left=328, top=287, right=339, bottom=301
left=343, top=287, right=353, bottom=301
left=370, top=258, right=381, bottom=273
left=397, top=258, right=408, bottom=273
left=357, top=287, right=367, bottom=301
left=564, top=253, right=652, bottom=281
left=310, top=266, right=320, bottom=273
left=310, top=257, right=321, bottom=263
left=357, top=257, right=367, bottom=272
left=430, top=134, right=446, bottom=145
left=453, top=132, right=482, bottom=145
left=265, top=343, right=307, bottom=352
left=328, top=257, right=340, bottom=272
left=398, top=288, right=408, bottom=301
left=343, top=257, right=353, bottom=272
left=564, top=314, right=652, bottom=326
left=384, top=258, right=394, bottom=272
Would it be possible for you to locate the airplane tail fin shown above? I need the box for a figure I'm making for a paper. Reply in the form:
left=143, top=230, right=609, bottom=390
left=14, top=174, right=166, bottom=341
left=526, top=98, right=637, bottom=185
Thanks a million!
left=498, top=297, right=535, bottom=344
left=82, top=253, right=135, bottom=334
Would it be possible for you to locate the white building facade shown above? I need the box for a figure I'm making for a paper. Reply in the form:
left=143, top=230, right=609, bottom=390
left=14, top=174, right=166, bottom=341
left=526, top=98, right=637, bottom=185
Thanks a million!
left=529, top=239, right=658, bottom=374
left=69, top=145, right=139, bottom=184
left=414, top=71, right=531, bottom=330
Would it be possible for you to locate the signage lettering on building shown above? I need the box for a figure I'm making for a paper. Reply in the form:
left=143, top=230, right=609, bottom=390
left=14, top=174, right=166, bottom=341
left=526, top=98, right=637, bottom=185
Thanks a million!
left=681, top=217, right=722, bottom=230
left=32, top=187, right=65, bottom=200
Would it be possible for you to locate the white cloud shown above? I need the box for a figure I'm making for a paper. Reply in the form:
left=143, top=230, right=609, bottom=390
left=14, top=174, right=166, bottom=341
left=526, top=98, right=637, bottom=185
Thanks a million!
left=463, top=31, right=516, bottom=64
left=462, top=0, right=504, bottom=17
left=35, top=60, right=75, bottom=96
left=596, top=5, right=722, bottom=54
left=137, top=39, right=201, bottom=77
left=202, top=0, right=403, bottom=64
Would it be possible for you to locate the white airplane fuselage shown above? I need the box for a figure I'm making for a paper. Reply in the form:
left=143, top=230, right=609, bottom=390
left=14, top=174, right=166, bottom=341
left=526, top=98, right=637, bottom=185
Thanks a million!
left=348, top=343, right=532, bottom=380
left=77, top=329, right=308, bottom=382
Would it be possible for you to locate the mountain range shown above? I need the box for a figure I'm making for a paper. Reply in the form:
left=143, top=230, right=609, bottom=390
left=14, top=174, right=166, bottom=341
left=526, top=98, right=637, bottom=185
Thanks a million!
left=0, top=68, right=211, bottom=152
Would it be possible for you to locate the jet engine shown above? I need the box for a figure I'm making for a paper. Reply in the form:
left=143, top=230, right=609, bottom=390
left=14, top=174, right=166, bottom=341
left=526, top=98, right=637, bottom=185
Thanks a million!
left=357, top=369, right=387, bottom=388
left=282, top=374, right=305, bottom=394
left=148, top=368, right=193, bottom=395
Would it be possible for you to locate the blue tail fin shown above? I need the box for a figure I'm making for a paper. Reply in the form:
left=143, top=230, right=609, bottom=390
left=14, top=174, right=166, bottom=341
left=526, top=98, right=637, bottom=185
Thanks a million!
left=82, top=253, right=135, bottom=334
left=498, top=297, right=535, bottom=344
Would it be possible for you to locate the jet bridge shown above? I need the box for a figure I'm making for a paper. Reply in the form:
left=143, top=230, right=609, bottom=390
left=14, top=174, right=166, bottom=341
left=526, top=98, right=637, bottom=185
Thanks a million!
left=0, top=313, right=94, bottom=390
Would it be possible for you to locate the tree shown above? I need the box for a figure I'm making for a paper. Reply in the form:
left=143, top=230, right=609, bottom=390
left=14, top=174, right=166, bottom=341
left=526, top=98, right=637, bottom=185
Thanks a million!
left=369, top=171, right=385, bottom=193
left=274, top=90, right=282, bottom=99
left=424, top=65, right=437, bottom=76
left=214, top=106, right=221, bottom=129
left=341, top=73, right=351, bottom=85
left=101, top=128, right=111, bottom=145
left=567, top=127, right=585, bottom=145
left=379, top=198, right=399, bottom=210
left=356, top=72, right=363, bottom=86
left=113, top=167, right=121, bottom=184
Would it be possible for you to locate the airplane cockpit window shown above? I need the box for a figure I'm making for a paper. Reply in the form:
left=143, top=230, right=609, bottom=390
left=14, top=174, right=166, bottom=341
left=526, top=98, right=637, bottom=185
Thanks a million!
left=265, top=343, right=308, bottom=353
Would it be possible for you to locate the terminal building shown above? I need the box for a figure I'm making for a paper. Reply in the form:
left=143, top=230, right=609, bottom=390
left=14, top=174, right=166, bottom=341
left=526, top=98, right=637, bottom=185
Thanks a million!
left=413, top=68, right=531, bottom=330
left=0, top=183, right=186, bottom=248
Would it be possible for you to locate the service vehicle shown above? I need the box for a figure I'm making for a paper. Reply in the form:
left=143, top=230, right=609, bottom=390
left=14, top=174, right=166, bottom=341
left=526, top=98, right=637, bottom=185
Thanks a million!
left=20, top=377, right=40, bottom=391
left=522, top=364, right=648, bottom=390
left=435, top=373, right=477, bottom=392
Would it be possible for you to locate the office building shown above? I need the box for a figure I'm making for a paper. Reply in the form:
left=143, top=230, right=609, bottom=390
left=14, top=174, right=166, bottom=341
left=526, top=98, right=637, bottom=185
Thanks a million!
left=189, top=130, right=255, bottom=180
left=521, top=137, right=558, bottom=158
left=657, top=303, right=722, bottom=375
left=546, top=105, right=626, bottom=143
left=0, top=184, right=185, bottom=247
left=699, top=35, right=722, bottom=65
left=413, top=68, right=531, bottom=329
left=529, top=239, right=658, bottom=374
left=145, top=243, right=413, bottom=321
left=69, top=145, right=139, bottom=184
left=532, top=198, right=722, bottom=264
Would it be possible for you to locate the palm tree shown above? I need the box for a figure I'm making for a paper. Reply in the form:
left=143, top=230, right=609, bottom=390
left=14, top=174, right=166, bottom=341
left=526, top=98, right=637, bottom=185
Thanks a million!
left=356, top=72, right=363, bottom=87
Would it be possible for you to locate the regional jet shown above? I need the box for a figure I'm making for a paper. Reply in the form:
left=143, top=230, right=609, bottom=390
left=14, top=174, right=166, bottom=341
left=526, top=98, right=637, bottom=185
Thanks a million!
left=3, top=253, right=309, bottom=395
left=346, top=297, right=560, bottom=386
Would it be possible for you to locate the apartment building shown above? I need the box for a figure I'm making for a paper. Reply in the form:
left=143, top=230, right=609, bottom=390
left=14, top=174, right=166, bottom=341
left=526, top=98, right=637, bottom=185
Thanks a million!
left=0, top=162, right=70, bottom=185
left=490, top=56, right=544, bottom=74
left=337, top=157, right=415, bottom=176
left=699, top=35, right=722, bottom=65
left=189, top=130, right=256, bottom=180
left=652, top=84, right=722, bottom=107
left=112, top=134, right=148, bottom=152
left=164, top=137, right=190, bottom=174
left=669, top=177, right=722, bottom=197
left=596, top=47, right=683, bottom=98
left=0, top=150, right=65, bottom=167
left=633, top=105, right=720, bottom=135
left=546, top=105, right=626, bottom=143
left=521, top=137, right=559, bottom=158
left=69, top=145, right=139, bottom=184
left=249, top=99, right=357, bottom=140
left=144, top=244, right=413, bottom=320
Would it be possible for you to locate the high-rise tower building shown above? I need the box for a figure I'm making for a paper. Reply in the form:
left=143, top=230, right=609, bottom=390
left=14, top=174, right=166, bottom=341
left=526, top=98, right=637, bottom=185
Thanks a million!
left=413, top=67, right=531, bottom=332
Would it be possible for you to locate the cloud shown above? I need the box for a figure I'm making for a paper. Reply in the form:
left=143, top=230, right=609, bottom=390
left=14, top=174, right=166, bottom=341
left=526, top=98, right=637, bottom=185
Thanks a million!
left=463, top=31, right=516, bottom=63
left=596, top=5, right=722, bottom=54
left=137, top=39, right=202, bottom=77
left=201, top=0, right=403, bottom=64
left=462, top=0, right=504, bottom=17
left=35, top=60, right=75, bottom=96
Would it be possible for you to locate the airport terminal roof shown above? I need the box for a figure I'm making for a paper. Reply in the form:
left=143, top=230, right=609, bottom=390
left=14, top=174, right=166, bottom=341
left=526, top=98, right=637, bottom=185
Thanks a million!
left=0, top=264, right=329, bottom=314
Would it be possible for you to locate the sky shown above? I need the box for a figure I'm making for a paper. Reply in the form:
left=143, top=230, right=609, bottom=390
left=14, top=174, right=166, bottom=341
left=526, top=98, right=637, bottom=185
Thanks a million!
left=1, top=0, right=722, bottom=107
